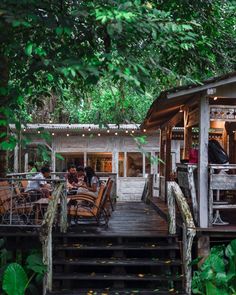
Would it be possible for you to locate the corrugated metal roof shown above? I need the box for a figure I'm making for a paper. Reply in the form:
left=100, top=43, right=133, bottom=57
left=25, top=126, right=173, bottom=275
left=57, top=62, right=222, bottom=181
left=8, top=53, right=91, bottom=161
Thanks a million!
left=9, top=123, right=147, bottom=132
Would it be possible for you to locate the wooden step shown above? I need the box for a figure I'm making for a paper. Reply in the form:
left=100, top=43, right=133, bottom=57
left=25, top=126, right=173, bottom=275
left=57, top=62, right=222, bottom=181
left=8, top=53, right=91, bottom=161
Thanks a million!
left=53, top=273, right=183, bottom=281
left=55, top=243, right=180, bottom=251
left=48, top=288, right=186, bottom=295
left=53, top=258, right=182, bottom=266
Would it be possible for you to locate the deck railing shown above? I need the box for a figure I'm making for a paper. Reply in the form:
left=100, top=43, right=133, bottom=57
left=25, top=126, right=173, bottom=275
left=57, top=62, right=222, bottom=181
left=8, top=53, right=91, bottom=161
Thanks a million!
left=209, top=164, right=236, bottom=226
left=167, top=181, right=196, bottom=295
left=0, top=177, right=67, bottom=227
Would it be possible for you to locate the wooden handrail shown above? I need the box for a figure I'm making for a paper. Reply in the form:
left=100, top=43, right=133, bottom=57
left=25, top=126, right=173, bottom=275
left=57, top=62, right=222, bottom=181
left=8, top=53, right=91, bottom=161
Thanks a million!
left=167, top=181, right=196, bottom=295
left=39, top=183, right=65, bottom=295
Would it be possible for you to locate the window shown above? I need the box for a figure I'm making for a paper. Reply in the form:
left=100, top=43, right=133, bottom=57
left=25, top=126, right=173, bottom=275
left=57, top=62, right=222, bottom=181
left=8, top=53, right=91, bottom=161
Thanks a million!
left=87, top=153, right=112, bottom=172
left=127, top=152, right=143, bottom=177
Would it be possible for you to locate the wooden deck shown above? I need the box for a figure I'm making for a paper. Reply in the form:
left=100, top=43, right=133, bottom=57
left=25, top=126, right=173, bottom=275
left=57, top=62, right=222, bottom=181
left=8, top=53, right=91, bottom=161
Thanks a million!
left=64, top=201, right=169, bottom=237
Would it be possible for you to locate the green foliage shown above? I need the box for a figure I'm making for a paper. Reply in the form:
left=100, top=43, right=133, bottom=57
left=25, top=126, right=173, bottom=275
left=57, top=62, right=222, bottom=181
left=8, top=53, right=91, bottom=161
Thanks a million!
left=2, top=263, right=28, bottom=295
left=0, top=0, right=235, bottom=151
left=192, top=239, right=236, bottom=295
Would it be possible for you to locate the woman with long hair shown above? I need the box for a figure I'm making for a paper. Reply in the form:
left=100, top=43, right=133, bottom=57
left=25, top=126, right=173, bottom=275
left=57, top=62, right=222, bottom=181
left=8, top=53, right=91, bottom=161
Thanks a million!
left=84, top=166, right=99, bottom=196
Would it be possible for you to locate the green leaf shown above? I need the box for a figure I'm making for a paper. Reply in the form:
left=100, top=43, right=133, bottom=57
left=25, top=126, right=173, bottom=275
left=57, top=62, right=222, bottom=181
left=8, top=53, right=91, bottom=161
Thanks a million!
left=55, top=27, right=63, bottom=35
left=47, top=73, right=54, bottom=81
left=2, top=263, right=28, bottom=295
left=55, top=153, right=64, bottom=160
left=25, top=43, right=33, bottom=56
left=26, top=253, right=46, bottom=275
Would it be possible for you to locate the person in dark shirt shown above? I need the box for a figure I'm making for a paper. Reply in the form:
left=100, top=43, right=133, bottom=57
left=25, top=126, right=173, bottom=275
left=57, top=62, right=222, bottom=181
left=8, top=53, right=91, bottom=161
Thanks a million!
left=66, top=164, right=79, bottom=192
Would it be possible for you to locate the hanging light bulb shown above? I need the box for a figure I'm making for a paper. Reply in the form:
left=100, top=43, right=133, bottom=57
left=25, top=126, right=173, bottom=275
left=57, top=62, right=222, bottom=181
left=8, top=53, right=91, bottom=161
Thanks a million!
left=66, top=133, right=69, bottom=137
left=98, top=133, right=101, bottom=137
left=115, top=132, right=118, bottom=136
left=82, top=134, right=85, bottom=137
left=52, top=132, right=55, bottom=136
left=107, top=129, right=110, bottom=133
left=132, top=130, right=135, bottom=134
left=125, top=130, right=128, bottom=133
left=213, top=96, right=218, bottom=101
left=37, top=130, right=41, bottom=134
left=88, top=126, right=91, bottom=131
left=143, top=129, right=146, bottom=133
left=23, top=128, right=26, bottom=132
left=49, top=118, right=52, bottom=123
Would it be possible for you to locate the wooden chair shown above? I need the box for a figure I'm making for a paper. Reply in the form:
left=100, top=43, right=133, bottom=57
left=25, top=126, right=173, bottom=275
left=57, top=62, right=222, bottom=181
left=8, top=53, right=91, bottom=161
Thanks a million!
left=68, top=179, right=113, bottom=226
left=0, top=181, right=34, bottom=225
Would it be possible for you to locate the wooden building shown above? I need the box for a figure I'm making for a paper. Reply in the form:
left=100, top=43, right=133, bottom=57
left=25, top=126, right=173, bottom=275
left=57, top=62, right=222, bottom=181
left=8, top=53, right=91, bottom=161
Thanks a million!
left=10, top=124, right=183, bottom=201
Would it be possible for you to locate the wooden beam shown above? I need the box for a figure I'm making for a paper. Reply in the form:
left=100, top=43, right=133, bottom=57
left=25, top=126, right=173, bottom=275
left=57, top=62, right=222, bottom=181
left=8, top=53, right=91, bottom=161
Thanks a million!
left=198, top=96, right=210, bottom=228
left=188, top=108, right=199, bottom=127
left=160, top=111, right=183, bottom=129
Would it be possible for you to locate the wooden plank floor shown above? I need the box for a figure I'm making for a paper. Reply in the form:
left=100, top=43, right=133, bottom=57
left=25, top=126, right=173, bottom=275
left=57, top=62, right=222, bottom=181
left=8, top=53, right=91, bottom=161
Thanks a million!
left=66, top=201, right=169, bottom=237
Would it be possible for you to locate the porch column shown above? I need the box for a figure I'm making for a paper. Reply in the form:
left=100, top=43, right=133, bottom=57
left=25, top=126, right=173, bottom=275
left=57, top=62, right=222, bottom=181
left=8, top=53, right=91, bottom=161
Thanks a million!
left=84, top=152, right=87, bottom=167
left=142, top=153, right=145, bottom=177
left=198, top=96, right=209, bottom=228
left=14, top=144, right=19, bottom=173
left=24, top=152, right=28, bottom=172
left=124, top=152, right=127, bottom=177
left=165, top=126, right=172, bottom=181
left=51, top=150, right=56, bottom=173
left=183, top=108, right=192, bottom=160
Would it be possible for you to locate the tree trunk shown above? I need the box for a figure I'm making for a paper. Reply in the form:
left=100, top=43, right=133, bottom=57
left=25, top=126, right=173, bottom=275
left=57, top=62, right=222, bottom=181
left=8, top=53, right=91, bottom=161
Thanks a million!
left=0, top=54, right=9, bottom=177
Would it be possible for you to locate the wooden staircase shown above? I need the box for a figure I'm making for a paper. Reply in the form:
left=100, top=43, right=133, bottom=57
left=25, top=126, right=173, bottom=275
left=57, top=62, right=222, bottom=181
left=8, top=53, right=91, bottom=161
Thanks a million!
left=48, top=232, right=186, bottom=295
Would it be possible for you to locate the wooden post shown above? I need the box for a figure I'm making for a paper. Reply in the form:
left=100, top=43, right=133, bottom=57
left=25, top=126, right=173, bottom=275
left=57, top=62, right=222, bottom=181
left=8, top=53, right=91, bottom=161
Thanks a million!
left=198, top=96, right=209, bottom=228
left=14, top=144, right=19, bottom=173
left=159, top=128, right=165, bottom=177
left=24, top=152, right=28, bottom=172
left=124, top=152, right=127, bottom=177
left=165, top=126, right=172, bottom=181
left=142, top=153, right=145, bottom=177
left=51, top=150, right=56, bottom=174
left=84, top=151, right=87, bottom=167
left=183, top=107, right=192, bottom=160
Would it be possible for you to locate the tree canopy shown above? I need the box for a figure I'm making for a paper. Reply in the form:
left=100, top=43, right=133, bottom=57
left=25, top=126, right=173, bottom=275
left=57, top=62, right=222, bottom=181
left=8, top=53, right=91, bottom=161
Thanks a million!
left=0, top=0, right=235, bottom=128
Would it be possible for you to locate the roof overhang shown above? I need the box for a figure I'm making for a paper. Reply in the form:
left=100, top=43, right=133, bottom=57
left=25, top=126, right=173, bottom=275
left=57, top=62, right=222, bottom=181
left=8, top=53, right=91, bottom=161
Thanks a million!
left=142, top=72, right=236, bottom=130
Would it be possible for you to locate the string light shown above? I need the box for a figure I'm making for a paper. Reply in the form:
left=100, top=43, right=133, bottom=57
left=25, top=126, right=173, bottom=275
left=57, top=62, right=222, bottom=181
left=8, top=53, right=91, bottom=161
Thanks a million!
left=213, top=96, right=218, bottom=101
left=143, top=129, right=146, bottom=133
left=125, top=130, right=128, bottom=133
left=107, top=129, right=110, bottom=133
left=23, top=128, right=26, bottom=132
left=82, top=134, right=85, bottom=137
left=131, top=130, right=135, bottom=133
left=37, top=130, right=41, bottom=134
left=66, top=133, right=69, bottom=137
left=115, top=132, right=118, bottom=136
left=98, top=133, right=101, bottom=136
left=52, top=132, right=55, bottom=136
left=179, top=106, right=184, bottom=112
left=49, top=118, right=52, bottom=123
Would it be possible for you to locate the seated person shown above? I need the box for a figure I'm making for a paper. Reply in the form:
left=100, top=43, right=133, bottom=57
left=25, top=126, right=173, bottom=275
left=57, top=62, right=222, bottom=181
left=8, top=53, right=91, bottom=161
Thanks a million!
left=27, top=161, right=38, bottom=174
left=25, top=166, right=51, bottom=198
left=76, top=166, right=88, bottom=193
left=66, top=164, right=79, bottom=193
left=84, top=166, right=100, bottom=197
